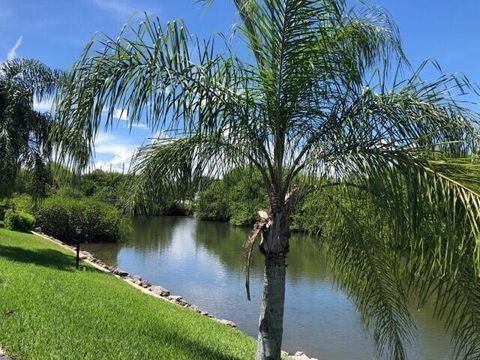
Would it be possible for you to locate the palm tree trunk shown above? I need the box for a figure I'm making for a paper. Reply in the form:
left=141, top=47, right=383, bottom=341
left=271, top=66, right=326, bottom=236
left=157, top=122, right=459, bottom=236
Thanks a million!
left=255, top=253, right=287, bottom=360
left=256, top=209, right=289, bottom=360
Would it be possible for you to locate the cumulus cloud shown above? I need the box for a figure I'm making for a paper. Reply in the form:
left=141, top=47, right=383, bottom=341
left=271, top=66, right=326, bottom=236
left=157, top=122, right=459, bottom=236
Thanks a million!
left=7, top=36, right=22, bottom=61
left=93, top=132, right=139, bottom=172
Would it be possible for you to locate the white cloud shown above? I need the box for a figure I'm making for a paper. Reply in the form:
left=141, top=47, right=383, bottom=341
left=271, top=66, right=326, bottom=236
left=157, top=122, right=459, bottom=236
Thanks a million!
left=113, top=107, right=128, bottom=121
left=104, top=107, right=149, bottom=129
left=131, top=122, right=149, bottom=129
left=33, top=98, right=53, bottom=113
left=7, top=36, right=22, bottom=61
left=93, top=132, right=139, bottom=172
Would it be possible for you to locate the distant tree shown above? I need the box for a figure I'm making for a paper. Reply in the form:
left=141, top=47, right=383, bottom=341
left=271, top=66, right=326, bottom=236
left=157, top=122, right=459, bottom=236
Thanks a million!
left=198, top=167, right=268, bottom=225
left=0, top=59, right=60, bottom=199
left=57, top=1, right=480, bottom=359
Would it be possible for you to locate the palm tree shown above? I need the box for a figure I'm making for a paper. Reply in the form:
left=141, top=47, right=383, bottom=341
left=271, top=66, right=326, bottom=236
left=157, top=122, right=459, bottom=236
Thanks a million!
left=56, top=1, right=480, bottom=359
left=0, top=59, right=60, bottom=199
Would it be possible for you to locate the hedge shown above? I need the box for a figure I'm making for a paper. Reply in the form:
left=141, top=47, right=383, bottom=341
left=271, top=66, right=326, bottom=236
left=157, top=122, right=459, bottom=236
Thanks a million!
left=36, top=196, right=129, bottom=244
left=4, top=210, right=36, bottom=232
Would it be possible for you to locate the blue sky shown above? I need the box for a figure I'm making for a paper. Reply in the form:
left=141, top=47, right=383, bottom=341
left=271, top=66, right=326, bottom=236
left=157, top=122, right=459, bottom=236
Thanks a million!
left=1, top=0, right=479, bottom=171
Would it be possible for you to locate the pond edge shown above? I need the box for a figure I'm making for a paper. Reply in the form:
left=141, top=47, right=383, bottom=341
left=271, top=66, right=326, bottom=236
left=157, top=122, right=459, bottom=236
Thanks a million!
left=30, top=230, right=318, bottom=360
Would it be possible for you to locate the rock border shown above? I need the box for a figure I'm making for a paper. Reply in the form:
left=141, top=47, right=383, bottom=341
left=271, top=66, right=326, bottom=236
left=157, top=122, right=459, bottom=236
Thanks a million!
left=31, top=231, right=237, bottom=328
left=30, top=231, right=318, bottom=360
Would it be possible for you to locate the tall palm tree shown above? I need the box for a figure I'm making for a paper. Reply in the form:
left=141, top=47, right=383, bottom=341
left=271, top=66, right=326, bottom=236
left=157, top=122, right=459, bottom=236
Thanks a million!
left=0, top=59, right=60, bottom=198
left=56, top=1, right=480, bottom=359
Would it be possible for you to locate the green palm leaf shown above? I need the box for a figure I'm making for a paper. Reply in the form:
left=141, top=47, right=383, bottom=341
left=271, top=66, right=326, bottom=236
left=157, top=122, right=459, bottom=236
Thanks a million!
left=55, top=2, right=480, bottom=359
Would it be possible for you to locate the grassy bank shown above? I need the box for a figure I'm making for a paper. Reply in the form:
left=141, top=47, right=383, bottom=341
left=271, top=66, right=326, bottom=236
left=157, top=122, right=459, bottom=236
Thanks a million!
left=0, top=229, right=255, bottom=360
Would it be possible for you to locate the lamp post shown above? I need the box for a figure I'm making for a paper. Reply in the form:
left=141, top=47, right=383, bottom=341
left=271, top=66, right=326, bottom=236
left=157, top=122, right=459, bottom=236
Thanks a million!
left=75, top=226, right=82, bottom=270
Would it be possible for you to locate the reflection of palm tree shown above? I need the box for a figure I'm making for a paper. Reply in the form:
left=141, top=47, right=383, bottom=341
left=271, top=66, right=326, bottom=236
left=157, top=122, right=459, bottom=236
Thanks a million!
left=57, top=1, right=480, bottom=358
left=195, top=220, right=328, bottom=281
left=195, top=220, right=259, bottom=272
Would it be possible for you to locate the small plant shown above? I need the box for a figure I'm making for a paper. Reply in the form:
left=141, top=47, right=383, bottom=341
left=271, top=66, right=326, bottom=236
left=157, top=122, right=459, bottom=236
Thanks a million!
left=4, top=210, right=36, bottom=232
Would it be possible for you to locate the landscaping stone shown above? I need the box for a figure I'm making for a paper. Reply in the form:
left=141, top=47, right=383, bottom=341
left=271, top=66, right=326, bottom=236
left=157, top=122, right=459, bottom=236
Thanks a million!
left=140, top=281, right=151, bottom=288
left=112, top=268, right=129, bottom=277
left=189, top=304, right=201, bottom=312
left=150, top=285, right=170, bottom=297
left=79, top=251, right=93, bottom=259
left=217, top=319, right=237, bottom=328
left=289, top=351, right=318, bottom=360
left=131, top=275, right=142, bottom=284
left=176, top=298, right=188, bottom=306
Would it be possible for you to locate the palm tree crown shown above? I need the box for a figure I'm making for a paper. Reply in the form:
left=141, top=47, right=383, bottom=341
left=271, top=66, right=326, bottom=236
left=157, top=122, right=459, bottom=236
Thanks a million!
left=56, top=1, right=480, bottom=359
left=0, top=59, right=61, bottom=198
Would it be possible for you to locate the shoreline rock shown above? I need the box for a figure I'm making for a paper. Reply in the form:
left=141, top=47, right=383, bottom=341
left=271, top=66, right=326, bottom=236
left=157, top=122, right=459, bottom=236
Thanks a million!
left=31, top=231, right=238, bottom=329
left=288, top=350, right=319, bottom=360
left=31, top=231, right=319, bottom=359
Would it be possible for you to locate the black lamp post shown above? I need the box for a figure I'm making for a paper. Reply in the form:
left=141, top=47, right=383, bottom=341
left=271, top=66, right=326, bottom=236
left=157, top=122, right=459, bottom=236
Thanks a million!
left=75, top=226, right=82, bottom=270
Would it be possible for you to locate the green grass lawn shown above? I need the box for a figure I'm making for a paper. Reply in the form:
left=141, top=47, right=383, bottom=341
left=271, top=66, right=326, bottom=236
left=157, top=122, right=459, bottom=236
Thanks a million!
left=0, top=229, right=256, bottom=360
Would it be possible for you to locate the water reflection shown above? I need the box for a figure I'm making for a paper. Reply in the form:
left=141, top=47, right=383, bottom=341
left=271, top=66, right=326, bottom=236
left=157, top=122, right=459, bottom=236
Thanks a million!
left=84, top=216, right=454, bottom=359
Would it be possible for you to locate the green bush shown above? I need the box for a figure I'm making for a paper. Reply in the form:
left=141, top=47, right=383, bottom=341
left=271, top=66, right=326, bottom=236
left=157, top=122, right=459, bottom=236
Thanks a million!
left=197, top=168, right=268, bottom=226
left=36, top=196, right=129, bottom=244
left=10, top=193, right=34, bottom=212
left=4, top=210, right=36, bottom=232
left=197, top=180, right=231, bottom=222
left=290, top=191, right=327, bottom=234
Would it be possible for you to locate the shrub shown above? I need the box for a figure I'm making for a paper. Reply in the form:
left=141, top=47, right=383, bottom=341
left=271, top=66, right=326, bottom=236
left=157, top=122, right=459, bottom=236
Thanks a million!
left=197, top=180, right=230, bottom=222
left=4, top=210, right=36, bottom=232
left=0, top=204, right=8, bottom=221
left=36, top=196, right=129, bottom=244
left=196, top=168, right=268, bottom=226
left=10, top=193, right=34, bottom=212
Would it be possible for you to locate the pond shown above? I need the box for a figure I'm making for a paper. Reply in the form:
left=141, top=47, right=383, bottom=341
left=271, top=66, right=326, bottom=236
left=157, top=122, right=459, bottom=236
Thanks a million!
left=83, top=216, right=453, bottom=359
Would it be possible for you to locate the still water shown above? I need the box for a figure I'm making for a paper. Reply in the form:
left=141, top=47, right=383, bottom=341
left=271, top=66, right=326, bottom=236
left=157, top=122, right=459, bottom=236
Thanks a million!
left=84, top=216, right=453, bottom=360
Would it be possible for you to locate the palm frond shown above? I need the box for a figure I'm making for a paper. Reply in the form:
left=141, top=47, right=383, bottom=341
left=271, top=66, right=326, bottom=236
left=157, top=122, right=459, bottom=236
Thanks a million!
left=55, top=17, right=251, bottom=162
left=323, top=190, right=414, bottom=359
left=0, top=58, right=61, bottom=101
left=127, top=134, right=257, bottom=213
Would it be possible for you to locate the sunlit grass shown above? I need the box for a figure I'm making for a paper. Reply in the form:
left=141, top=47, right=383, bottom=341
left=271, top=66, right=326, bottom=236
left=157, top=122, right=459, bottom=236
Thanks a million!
left=0, top=229, right=255, bottom=360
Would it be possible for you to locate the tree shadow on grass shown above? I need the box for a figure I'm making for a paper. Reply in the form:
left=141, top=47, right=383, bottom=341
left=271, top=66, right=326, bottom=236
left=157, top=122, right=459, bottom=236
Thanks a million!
left=144, top=324, right=249, bottom=360
left=0, top=245, right=95, bottom=272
